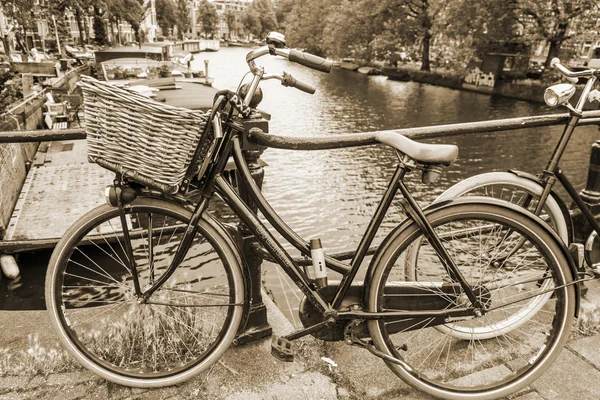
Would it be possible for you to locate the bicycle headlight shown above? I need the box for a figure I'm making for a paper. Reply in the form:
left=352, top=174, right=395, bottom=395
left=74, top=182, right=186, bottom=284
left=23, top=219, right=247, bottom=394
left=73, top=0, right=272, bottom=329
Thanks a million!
left=544, top=83, right=576, bottom=107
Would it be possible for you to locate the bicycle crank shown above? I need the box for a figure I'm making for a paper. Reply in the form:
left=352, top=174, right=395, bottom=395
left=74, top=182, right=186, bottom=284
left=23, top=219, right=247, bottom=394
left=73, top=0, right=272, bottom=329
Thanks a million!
left=344, top=320, right=412, bottom=371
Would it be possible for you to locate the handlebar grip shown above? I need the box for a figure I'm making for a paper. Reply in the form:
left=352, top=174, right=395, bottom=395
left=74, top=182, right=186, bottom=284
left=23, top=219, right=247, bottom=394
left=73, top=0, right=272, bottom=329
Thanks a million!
left=282, top=72, right=316, bottom=94
left=551, top=58, right=579, bottom=83
left=289, top=49, right=333, bottom=73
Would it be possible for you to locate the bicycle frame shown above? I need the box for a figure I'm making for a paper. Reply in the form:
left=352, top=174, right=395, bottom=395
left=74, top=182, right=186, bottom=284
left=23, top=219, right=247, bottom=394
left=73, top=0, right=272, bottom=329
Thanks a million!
left=190, top=126, right=482, bottom=325
left=532, top=74, right=600, bottom=239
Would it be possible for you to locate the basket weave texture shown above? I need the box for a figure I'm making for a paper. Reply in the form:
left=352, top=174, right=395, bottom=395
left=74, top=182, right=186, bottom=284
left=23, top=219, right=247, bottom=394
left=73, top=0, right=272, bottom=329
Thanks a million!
left=80, top=75, right=209, bottom=194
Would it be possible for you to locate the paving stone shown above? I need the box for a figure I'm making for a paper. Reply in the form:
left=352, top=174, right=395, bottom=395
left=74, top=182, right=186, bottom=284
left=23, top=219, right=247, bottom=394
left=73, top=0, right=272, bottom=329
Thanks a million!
left=129, top=386, right=179, bottom=400
left=0, top=392, right=32, bottom=400
left=106, top=382, right=132, bottom=399
left=450, top=365, right=512, bottom=387
left=530, top=348, right=600, bottom=400
left=569, top=334, right=600, bottom=370
left=82, top=383, right=109, bottom=399
left=45, top=371, right=100, bottom=386
left=24, top=376, right=46, bottom=390
left=0, top=377, right=30, bottom=392
left=512, top=391, right=545, bottom=399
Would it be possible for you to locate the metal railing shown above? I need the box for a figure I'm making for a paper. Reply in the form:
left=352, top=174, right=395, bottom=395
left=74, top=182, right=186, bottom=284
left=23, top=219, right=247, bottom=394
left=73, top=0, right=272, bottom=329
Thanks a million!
left=3, top=110, right=600, bottom=342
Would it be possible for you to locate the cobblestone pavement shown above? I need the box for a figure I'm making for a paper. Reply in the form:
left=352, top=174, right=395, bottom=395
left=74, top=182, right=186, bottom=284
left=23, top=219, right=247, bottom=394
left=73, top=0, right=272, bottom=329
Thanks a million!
left=1, top=290, right=600, bottom=400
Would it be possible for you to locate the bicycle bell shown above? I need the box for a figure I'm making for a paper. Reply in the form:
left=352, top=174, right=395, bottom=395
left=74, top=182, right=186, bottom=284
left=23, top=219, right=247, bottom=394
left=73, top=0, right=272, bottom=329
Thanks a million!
left=266, top=32, right=286, bottom=49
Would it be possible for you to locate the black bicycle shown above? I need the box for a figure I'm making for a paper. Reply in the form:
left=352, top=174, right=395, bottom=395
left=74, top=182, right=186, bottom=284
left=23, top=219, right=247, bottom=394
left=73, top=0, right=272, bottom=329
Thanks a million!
left=437, top=58, right=600, bottom=273
left=45, top=33, right=577, bottom=399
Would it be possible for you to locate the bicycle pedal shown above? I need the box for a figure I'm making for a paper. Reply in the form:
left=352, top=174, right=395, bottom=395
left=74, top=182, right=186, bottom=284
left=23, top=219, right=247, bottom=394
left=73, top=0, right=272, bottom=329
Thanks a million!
left=271, top=336, right=295, bottom=362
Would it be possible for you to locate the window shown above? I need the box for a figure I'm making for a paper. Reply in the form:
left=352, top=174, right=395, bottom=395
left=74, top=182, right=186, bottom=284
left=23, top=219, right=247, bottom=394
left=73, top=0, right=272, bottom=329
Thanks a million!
left=582, top=42, right=593, bottom=58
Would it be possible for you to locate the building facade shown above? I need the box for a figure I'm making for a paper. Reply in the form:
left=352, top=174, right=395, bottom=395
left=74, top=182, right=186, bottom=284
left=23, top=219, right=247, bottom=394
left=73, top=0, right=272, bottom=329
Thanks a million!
left=212, top=0, right=251, bottom=40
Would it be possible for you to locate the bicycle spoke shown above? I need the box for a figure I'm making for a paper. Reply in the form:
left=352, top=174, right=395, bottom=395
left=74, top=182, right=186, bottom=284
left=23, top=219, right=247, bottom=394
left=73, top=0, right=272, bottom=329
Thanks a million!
left=51, top=203, right=242, bottom=380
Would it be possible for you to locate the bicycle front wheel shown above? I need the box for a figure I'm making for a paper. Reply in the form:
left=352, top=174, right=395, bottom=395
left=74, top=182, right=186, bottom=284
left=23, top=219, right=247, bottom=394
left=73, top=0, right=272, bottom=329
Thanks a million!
left=367, top=201, right=575, bottom=400
left=45, top=197, right=245, bottom=387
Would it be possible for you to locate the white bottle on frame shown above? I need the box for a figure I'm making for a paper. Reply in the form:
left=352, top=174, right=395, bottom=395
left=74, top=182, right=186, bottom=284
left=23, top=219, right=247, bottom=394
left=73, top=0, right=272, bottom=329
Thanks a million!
left=310, top=238, right=327, bottom=288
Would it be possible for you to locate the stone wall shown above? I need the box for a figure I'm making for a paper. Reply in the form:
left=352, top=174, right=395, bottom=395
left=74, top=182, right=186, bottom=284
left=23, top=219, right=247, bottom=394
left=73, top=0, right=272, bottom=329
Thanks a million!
left=0, top=100, right=44, bottom=238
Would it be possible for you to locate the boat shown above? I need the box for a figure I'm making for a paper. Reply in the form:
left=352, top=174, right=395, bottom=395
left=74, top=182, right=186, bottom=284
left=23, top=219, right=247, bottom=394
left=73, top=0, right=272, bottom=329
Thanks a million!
left=357, top=66, right=381, bottom=75
left=340, top=58, right=360, bottom=71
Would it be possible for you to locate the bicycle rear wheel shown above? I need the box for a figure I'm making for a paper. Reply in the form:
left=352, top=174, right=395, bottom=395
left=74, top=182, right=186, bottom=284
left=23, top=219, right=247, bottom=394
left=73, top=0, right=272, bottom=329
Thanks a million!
left=367, top=201, right=574, bottom=399
left=436, top=172, right=569, bottom=242
left=45, top=197, right=245, bottom=387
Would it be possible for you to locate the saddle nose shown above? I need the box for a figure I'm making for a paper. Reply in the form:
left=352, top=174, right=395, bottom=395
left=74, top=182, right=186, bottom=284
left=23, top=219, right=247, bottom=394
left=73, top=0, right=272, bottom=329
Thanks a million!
left=375, top=132, right=459, bottom=165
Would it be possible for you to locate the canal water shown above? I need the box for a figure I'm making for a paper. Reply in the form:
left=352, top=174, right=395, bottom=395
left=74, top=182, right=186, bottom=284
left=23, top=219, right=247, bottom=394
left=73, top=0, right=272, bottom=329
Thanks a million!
left=3, top=47, right=598, bottom=326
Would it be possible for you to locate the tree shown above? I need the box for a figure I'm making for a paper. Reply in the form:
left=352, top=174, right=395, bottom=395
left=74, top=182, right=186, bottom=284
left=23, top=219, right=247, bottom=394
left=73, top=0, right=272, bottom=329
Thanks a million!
left=323, top=0, right=388, bottom=62
left=197, top=0, right=218, bottom=38
left=119, top=0, right=146, bottom=46
left=4, top=0, right=36, bottom=53
left=93, top=5, right=108, bottom=45
left=241, top=8, right=262, bottom=38
left=515, top=0, right=597, bottom=68
left=280, top=0, right=329, bottom=55
left=391, top=0, right=447, bottom=71
left=155, top=0, right=177, bottom=38
left=245, top=0, right=277, bottom=38
left=222, top=8, right=240, bottom=40
left=175, top=0, right=190, bottom=39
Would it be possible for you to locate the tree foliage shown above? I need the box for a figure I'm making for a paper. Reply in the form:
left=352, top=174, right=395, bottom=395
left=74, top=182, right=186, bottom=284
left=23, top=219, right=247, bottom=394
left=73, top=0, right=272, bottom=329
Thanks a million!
left=155, top=0, right=177, bottom=37
left=175, top=0, right=190, bottom=39
left=120, top=0, right=146, bottom=45
left=197, top=0, right=218, bottom=38
left=243, top=0, right=277, bottom=38
left=222, top=8, right=240, bottom=39
left=515, top=0, right=597, bottom=68
left=0, top=61, right=23, bottom=111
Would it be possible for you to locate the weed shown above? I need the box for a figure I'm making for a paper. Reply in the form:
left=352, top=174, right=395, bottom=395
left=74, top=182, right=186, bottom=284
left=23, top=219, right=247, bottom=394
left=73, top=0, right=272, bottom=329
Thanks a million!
left=0, top=334, right=77, bottom=376
left=574, top=303, right=600, bottom=336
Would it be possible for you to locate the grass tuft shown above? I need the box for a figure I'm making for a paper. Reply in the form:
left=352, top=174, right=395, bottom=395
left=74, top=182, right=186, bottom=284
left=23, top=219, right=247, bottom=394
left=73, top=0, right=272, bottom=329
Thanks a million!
left=575, top=303, right=600, bottom=337
left=0, top=334, right=77, bottom=376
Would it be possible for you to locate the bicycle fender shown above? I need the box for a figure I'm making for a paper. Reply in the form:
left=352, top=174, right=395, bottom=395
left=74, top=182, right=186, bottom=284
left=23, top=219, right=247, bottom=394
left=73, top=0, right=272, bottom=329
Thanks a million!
left=365, top=196, right=580, bottom=317
left=508, top=169, right=575, bottom=244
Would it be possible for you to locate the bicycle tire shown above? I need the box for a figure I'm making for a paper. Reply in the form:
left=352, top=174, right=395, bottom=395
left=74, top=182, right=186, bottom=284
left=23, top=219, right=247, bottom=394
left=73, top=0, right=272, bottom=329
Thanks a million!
left=45, top=197, right=245, bottom=387
left=403, top=172, right=566, bottom=340
left=436, top=172, right=569, bottom=242
left=367, top=200, right=575, bottom=400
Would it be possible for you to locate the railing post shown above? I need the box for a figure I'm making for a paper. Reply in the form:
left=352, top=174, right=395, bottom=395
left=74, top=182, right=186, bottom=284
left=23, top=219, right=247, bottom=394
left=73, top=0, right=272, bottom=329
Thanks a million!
left=234, top=115, right=272, bottom=344
left=580, top=141, right=600, bottom=205
left=575, top=140, right=600, bottom=243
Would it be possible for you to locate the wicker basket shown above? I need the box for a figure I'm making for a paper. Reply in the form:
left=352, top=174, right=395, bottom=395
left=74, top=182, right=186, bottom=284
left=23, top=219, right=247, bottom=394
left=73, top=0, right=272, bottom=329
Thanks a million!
left=80, top=75, right=210, bottom=194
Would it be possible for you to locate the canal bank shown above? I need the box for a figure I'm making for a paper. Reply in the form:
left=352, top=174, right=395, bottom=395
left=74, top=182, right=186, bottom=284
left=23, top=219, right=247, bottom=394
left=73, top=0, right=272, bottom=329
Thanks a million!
left=382, top=65, right=553, bottom=103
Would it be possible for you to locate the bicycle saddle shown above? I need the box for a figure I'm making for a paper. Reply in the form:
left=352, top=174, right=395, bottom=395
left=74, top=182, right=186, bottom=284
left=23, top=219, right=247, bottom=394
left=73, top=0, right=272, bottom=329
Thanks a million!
left=375, top=132, right=458, bottom=165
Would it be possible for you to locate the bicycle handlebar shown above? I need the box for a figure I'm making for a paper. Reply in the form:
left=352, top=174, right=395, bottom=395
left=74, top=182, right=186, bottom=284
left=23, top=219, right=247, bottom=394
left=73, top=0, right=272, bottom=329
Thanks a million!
left=289, top=49, right=333, bottom=73
left=246, top=46, right=333, bottom=73
left=551, top=58, right=596, bottom=83
left=281, top=72, right=316, bottom=94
